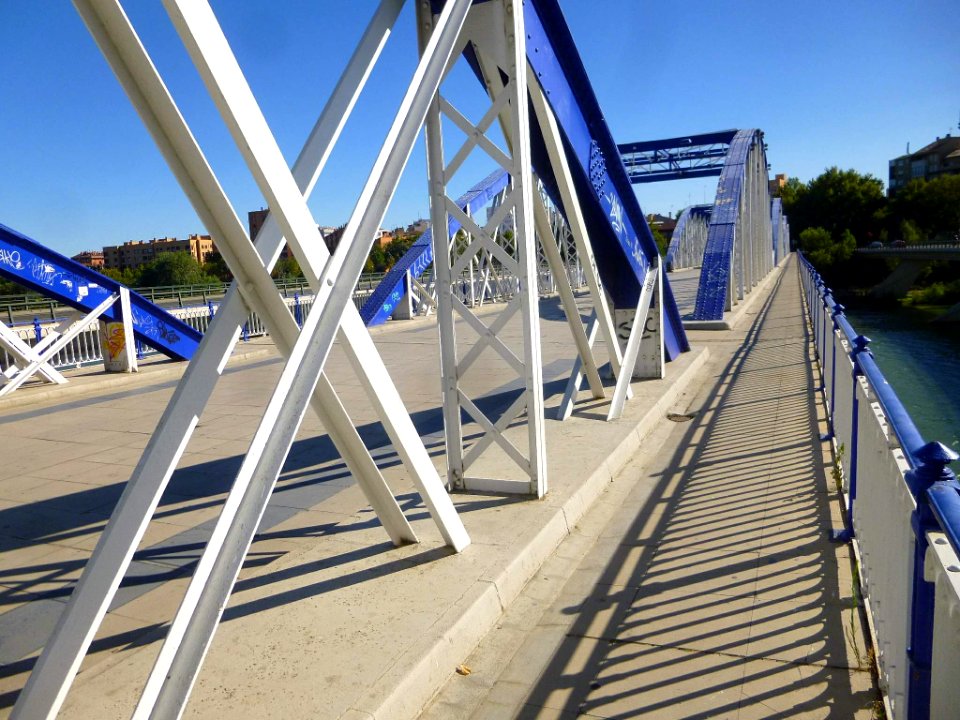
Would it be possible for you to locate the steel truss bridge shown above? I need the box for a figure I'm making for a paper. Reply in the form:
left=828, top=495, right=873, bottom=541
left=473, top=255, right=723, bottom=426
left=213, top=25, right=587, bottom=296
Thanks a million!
left=19, top=1, right=952, bottom=719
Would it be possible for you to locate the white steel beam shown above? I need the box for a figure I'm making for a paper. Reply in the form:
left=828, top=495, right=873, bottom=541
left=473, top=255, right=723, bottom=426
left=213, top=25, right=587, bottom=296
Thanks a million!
left=0, top=321, right=67, bottom=386
left=0, top=293, right=117, bottom=397
left=607, top=262, right=658, bottom=421
left=532, top=190, right=604, bottom=399
left=133, top=0, right=474, bottom=715
left=527, top=76, right=628, bottom=394
left=557, top=312, right=600, bottom=420
left=11, top=2, right=411, bottom=718
left=161, top=0, right=466, bottom=546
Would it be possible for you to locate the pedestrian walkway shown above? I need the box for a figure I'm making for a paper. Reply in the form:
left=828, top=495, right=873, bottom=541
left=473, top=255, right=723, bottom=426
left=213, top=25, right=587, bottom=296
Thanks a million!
left=421, top=258, right=881, bottom=718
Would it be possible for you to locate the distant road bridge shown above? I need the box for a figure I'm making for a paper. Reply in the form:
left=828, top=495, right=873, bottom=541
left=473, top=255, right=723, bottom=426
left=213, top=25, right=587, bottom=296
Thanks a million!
left=855, top=244, right=960, bottom=301
left=855, top=243, right=960, bottom=261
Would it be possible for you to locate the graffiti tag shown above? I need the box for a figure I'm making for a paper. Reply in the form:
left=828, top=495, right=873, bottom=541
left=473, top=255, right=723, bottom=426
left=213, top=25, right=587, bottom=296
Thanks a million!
left=0, top=248, right=24, bottom=270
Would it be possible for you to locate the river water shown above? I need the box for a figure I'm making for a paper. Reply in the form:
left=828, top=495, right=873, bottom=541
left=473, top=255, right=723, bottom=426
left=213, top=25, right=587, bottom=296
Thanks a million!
left=842, top=305, right=960, bottom=454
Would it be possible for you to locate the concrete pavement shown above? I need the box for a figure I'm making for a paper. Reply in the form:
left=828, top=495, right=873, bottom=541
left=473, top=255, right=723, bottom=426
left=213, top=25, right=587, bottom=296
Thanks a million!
left=420, top=256, right=881, bottom=719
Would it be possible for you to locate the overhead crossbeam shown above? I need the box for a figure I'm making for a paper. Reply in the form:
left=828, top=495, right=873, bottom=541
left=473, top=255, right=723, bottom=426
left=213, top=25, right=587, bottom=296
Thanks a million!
left=618, top=130, right=737, bottom=184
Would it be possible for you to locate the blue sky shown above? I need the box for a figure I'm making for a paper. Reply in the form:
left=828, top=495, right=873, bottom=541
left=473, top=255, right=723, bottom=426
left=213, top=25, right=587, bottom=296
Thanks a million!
left=1, top=1, right=958, bottom=258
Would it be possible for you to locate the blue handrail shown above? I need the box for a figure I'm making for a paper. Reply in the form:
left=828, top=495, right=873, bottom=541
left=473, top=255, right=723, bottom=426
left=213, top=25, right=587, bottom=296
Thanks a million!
left=799, top=251, right=959, bottom=720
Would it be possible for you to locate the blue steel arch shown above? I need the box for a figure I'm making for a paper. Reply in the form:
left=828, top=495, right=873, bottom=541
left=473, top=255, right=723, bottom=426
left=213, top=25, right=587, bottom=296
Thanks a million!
left=360, top=170, right=509, bottom=326
left=692, top=129, right=771, bottom=321
left=666, top=204, right=711, bottom=272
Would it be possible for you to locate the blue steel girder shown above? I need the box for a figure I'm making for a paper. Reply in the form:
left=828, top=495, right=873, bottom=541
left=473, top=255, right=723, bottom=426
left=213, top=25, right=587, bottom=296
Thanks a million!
left=360, top=170, right=509, bottom=326
left=520, top=0, right=689, bottom=359
left=0, top=222, right=201, bottom=360
left=618, top=130, right=737, bottom=184
left=692, top=129, right=771, bottom=321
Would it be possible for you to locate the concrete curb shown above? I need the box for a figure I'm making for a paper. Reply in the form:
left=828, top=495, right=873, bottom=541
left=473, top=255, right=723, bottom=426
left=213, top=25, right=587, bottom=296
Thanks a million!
left=356, top=346, right=712, bottom=720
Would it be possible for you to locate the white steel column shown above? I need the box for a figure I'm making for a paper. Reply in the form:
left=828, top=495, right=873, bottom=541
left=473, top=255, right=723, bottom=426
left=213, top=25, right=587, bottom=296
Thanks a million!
left=607, top=260, right=658, bottom=421
left=422, top=0, right=546, bottom=496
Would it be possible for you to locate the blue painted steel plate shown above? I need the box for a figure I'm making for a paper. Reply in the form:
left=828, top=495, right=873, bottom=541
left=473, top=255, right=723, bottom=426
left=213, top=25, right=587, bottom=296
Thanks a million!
left=0, top=222, right=201, bottom=360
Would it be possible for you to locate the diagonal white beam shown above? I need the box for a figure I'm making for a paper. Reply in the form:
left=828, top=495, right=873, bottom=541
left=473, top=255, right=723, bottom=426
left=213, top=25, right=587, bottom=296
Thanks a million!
left=10, top=2, right=410, bottom=718
left=0, top=293, right=117, bottom=397
left=557, top=312, right=600, bottom=420
left=0, top=322, right=66, bottom=385
left=527, top=72, right=626, bottom=388
left=607, top=262, right=658, bottom=420
left=459, top=390, right=531, bottom=473
left=133, top=0, right=473, bottom=714
left=160, top=0, right=468, bottom=547
left=532, top=190, right=604, bottom=399
left=451, top=294, right=524, bottom=374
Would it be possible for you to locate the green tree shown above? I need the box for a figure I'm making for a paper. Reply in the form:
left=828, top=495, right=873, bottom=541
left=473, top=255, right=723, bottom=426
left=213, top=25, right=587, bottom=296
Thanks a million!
left=271, top=256, right=302, bottom=280
left=137, top=252, right=218, bottom=287
left=892, top=175, right=960, bottom=241
left=0, top=278, right=29, bottom=296
left=203, top=250, right=232, bottom=282
left=649, top=225, right=668, bottom=256
left=99, top=266, right=142, bottom=286
left=782, top=168, right=886, bottom=246
left=775, top=176, right=806, bottom=205
left=367, top=243, right=387, bottom=273
left=900, top=219, right=926, bottom=246
left=799, top=226, right=855, bottom=268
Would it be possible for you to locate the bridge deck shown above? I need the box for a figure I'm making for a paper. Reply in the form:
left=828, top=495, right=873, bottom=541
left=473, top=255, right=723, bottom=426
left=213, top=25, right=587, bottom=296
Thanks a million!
left=423, top=256, right=880, bottom=718
left=0, top=257, right=877, bottom=718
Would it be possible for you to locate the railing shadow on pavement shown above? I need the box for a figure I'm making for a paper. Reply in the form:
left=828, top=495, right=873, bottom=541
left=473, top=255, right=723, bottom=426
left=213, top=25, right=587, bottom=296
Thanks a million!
left=516, top=262, right=880, bottom=719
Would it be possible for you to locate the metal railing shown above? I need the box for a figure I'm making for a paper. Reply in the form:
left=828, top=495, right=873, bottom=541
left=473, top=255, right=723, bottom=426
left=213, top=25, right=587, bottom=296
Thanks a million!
left=799, top=253, right=960, bottom=720
left=0, top=265, right=571, bottom=376
left=0, top=274, right=388, bottom=323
